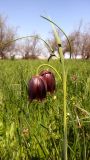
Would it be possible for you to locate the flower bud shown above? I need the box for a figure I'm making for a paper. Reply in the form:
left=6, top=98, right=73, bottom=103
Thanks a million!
left=40, top=70, right=56, bottom=93
left=28, top=75, right=47, bottom=101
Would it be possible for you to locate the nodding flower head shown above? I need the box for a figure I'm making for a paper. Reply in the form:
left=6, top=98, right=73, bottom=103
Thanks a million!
left=40, top=70, right=56, bottom=93
left=28, top=75, right=47, bottom=101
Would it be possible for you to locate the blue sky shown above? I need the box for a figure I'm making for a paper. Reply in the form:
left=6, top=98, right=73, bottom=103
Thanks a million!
left=0, top=0, right=90, bottom=39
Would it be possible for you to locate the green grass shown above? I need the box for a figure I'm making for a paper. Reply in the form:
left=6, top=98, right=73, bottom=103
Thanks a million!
left=0, top=59, right=90, bottom=160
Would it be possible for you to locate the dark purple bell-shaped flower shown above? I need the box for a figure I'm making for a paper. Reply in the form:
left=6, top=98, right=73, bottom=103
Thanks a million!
left=40, top=70, right=56, bottom=93
left=28, top=75, right=47, bottom=101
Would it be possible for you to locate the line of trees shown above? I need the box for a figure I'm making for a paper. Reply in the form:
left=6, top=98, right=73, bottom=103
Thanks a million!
left=63, top=27, right=90, bottom=59
left=0, top=14, right=90, bottom=60
left=0, top=15, right=44, bottom=59
left=46, top=22, right=90, bottom=59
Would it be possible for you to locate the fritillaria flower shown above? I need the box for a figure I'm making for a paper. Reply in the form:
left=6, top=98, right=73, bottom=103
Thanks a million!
left=40, top=70, right=56, bottom=93
left=28, top=75, right=47, bottom=101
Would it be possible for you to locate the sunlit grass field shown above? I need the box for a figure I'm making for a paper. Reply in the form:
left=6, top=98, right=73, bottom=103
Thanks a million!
left=0, top=59, right=90, bottom=160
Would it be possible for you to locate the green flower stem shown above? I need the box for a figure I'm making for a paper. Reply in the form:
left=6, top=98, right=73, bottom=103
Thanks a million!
left=58, top=42, right=67, bottom=160
left=41, top=16, right=68, bottom=160
left=51, top=19, right=67, bottom=160
left=37, top=63, right=61, bottom=81
left=58, top=38, right=67, bottom=160
left=63, top=71, right=67, bottom=160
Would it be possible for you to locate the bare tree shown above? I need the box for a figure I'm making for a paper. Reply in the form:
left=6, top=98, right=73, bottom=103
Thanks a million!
left=80, top=33, right=90, bottom=59
left=63, top=21, right=83, bottom=58
left=63, top=34, right=75, bottom=57
left=0, top=14, right=17, bottom=59
left=63, top=21, right=90, bottom=59
left=20, top=34, right=42, bottom=59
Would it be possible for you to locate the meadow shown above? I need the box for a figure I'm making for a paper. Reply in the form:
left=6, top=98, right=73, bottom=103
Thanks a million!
left=0, top=59, right=90, bottom=160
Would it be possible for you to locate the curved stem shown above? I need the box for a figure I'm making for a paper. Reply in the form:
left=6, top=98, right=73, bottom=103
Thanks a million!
left=37, top=63, right=61, bottom=81
left=41, top=16, right=72, bottom=58
left=0, top=35, right=53, bottom=53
